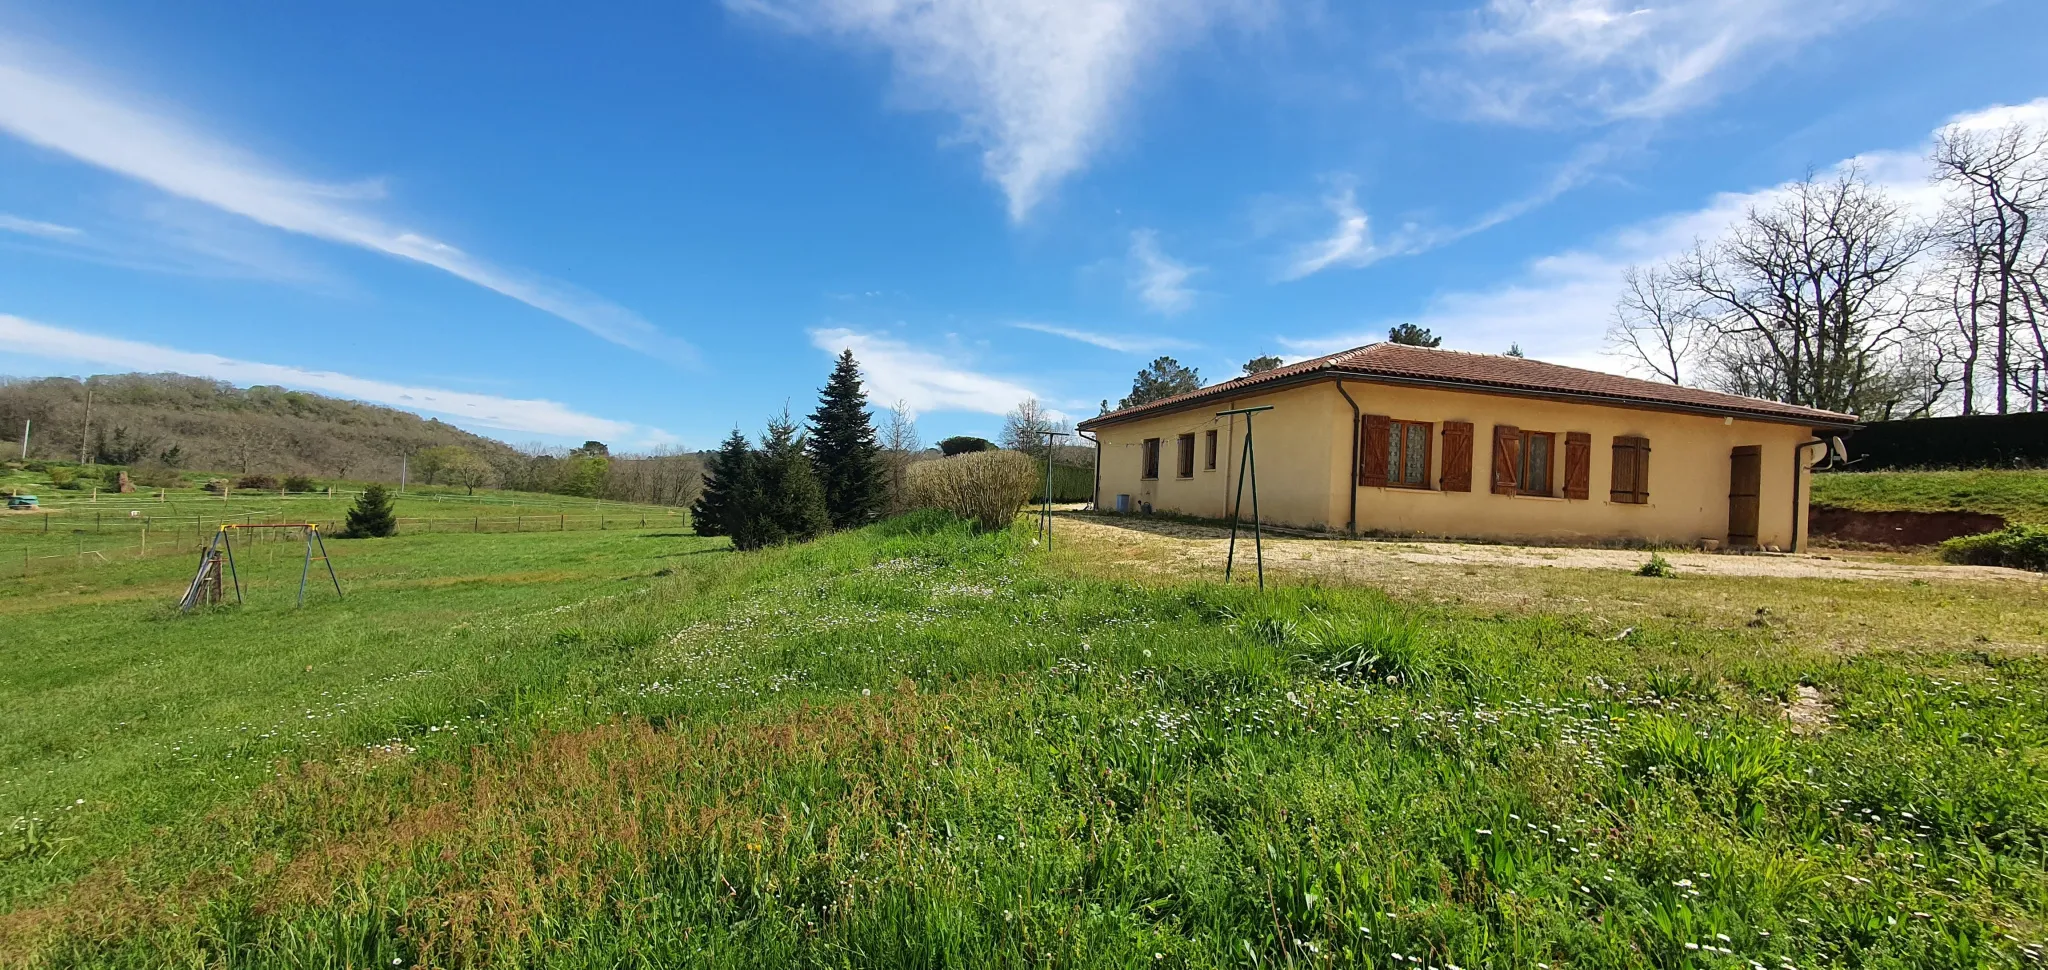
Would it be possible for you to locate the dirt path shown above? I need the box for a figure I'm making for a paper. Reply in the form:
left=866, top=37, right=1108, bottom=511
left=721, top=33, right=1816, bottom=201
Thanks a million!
left=1052, top=513, right=2043, bottom=585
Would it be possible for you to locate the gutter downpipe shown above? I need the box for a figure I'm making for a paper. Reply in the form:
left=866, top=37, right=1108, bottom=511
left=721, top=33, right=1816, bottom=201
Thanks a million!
left=1791, top=437, right=1825, bottom=553
left=1334, top=380, right=1360, bottom=534
left=1079, top=431, right=1101, bottom=510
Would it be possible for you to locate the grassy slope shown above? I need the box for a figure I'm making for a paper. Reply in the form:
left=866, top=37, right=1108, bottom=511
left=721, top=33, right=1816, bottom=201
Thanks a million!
left=3, top=517, right=2047, bottom=968
left=1813, top=469, right=2048, bottom=524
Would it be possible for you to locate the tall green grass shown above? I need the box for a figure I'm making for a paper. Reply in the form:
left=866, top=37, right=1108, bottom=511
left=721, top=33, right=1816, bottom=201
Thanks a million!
left=4, top=512, right=2047, bottom=968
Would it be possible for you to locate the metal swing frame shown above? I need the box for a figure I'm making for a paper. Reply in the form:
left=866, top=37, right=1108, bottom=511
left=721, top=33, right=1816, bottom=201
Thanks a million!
left=179, top=523, right=342, bottom=611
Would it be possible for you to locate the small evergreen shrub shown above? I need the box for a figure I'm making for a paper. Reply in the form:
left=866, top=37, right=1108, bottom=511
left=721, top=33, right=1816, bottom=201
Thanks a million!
left=282, top=474, right=315, bottom=493
left=904, top=450, right=1037, bottom=532
left=339, top=484, right=398, bottom=538
left=1940, top=525, right=2048, bottom=572
left=235, top=473, right=280, bottom=491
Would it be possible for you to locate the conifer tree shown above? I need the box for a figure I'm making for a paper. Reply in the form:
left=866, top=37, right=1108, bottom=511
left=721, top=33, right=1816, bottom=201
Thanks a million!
left=760, top=412, right=829, bottom=544
left=692, top=428, right=761, bottom=546
left=806, top=349, right=886, bottom=528
left=340, top=483, right=397, bottom=538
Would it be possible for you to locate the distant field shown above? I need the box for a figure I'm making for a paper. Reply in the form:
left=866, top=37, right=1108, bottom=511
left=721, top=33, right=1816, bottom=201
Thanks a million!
left=1812, top=468, right=2048, bottom=524
left=5, top=511, right=2047, bottom=968
left=0, top=477, right=686, bottom=580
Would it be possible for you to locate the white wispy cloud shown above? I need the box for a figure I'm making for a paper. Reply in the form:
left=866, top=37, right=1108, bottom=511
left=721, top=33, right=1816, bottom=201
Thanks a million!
left=1281, top=182, right=1375, bottom=280
left=1427, top=0, right=1888, bottom=124
left=0, top=48, right=689, bottom=362
left=1010, top=321, right=1190, bottom=354
left=729, top=0, right=1253, bottom=220
left=0, top=313, right=659, bottom=442
left=810, top=326, right=1042, bottom=416
left=1282, top=98, right=2041, bottom=368
left=1281, top=139, right=1626, bottom=280
left=0, top=213, right=81, bottom=238
left=1127, top=229, right=1200, bottom=315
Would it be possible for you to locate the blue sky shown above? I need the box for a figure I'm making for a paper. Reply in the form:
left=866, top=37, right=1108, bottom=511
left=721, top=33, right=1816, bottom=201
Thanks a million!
left=0, top=0, right=2042, bottom=450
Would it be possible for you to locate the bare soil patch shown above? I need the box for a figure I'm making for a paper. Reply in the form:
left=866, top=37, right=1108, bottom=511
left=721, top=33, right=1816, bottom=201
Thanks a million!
left=1054, top=513, right=2041, bottom=584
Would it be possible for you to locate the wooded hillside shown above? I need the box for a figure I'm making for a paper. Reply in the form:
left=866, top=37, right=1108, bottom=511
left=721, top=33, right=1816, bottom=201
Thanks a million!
left=0, top=373, right=704, bottom=506
left=0, top=373, right=518, bottom=478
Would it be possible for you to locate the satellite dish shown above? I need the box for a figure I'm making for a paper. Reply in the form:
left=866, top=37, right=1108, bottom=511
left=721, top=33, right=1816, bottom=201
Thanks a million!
left=1830, top=436, right=1848, bottom=463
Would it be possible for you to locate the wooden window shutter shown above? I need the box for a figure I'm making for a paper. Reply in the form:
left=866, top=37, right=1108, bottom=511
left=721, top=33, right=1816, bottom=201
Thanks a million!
left=1632, top=437, right=1650, bottom=503
left=1491, top=425, right=1521, bottom=495
left=1563, top=432, right=1591, bottom=500
left=1610, top=436, right=1650, bottom=503
left=1440, top=421, right=1473, bottom=492
left=1359, top=414, right=1391, bottom=487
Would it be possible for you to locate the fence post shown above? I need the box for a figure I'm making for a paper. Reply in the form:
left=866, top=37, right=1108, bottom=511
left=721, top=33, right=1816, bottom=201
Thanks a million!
left=559, top=515, right=564, bottom=531
left=474, top=516, right=479, bottom=533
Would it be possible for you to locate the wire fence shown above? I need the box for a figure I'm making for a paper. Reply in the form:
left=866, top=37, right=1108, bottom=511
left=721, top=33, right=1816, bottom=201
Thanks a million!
left=2, top=512, right=690, bottom=579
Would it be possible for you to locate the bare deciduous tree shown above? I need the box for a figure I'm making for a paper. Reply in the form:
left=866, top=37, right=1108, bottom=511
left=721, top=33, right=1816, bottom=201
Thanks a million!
left=1931, top=122, right=2048, bottom=413
left=1607, top=264, right=1708, bottom=385
left=1666, top=169, right=1930, bottom=415
left=1001, top=397, right=1068, bottom=459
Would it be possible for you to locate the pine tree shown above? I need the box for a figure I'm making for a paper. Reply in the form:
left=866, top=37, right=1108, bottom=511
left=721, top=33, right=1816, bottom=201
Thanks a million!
left=340, top=483, right=397, bottom=538
left=692, top=428, right=759, bottom=544
left=1386, top=323, right=1442, bottom=347
left=760, top=413, right=829, bottom=545
left=1118, top=357, right=1203, bottom=409
left=806, top=350, right=886, bottom=528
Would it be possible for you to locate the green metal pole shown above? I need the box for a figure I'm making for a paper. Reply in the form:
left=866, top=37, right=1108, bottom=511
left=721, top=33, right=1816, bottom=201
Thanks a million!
left=1248, top=415, right=1263, bottom=592
left=1225, top=431, right=1249, bottom=583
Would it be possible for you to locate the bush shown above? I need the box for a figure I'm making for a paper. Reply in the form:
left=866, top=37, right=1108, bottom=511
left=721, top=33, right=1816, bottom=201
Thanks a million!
left=1939, top=525, right=2048, bottom=572
left=131, top=465, right=182, bottom=488
left=904, top=450, right=1037, bottom=531
left=46, top=466, right=81, bottom=490
left=283, top=474, right=315, bottom=493
left=1635, top=553, right=1678, bottom=578
left=235, top=473, right=280, bottom=491
left=203, top=479, right=231, bottom=495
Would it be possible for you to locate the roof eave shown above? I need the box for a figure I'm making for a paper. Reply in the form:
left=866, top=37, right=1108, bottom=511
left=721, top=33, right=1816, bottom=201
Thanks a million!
left=1075, top=368, right=1861, bottom=432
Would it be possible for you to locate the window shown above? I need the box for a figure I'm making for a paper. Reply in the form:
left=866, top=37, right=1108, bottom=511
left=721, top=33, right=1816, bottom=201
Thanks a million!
left=1492, top=425, right=1561, bottom=496
left=1385, top=419, right=1432, bottom=487
left=1359, top=415, right=1432, bottom=488
left=1518, top=431, right=1554, bottom=496
left=1610, top=436, right=1651, bottom=504
left=1176, top=433, right=1196, bottom=478
left=1204, top=429, right=1218, bottom=470
left=1141, top=438, right=1160, bottom=480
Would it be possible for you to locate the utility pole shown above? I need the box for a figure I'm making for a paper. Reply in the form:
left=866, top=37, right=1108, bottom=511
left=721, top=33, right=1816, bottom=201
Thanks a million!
left=79, top=384, right=92, bottom=464
left=18, top=419, right=27, bottom=460
left=400, top=451, right=408, bottom=492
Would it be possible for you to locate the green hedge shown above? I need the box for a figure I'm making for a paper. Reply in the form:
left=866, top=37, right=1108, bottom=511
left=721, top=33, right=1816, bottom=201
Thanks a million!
left=1030, top=460, right=1093, bottom=503
left=1939, top=525, right=2048, bottom=572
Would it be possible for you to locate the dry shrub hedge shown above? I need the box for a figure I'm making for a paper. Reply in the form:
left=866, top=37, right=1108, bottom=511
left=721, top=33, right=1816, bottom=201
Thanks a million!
left=904, top=450, right=1037, bottom=531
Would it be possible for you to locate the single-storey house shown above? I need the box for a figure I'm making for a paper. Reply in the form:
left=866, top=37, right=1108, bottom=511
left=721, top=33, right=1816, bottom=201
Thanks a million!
left=1075, top=343, right=1861, bottom=551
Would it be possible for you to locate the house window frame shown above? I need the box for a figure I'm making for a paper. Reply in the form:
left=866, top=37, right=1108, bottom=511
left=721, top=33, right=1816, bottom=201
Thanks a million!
left=1141, top=437, right=1161, bottom=480
left=1176, top=433, right=1196, bottom=479
left=1384, top=418, right=1434, bottom=489
left=1203, top=429, right=1218, bottom=471
left=1518, top=430, right=1556, bottom=497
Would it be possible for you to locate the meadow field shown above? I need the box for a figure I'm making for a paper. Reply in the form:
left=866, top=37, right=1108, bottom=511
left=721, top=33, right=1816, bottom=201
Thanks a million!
left=3, top=507, right=2047, bottom=968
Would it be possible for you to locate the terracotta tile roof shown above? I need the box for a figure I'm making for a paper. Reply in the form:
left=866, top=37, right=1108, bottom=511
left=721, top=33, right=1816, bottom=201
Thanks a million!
left=1076, top=343, right=1860, bottom=430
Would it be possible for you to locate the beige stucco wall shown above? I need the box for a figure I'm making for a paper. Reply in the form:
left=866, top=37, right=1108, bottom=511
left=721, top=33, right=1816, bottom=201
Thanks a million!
left=1091, top=378, right=1827, bottom=549
left=1092, top=382, right=1351, bottom=531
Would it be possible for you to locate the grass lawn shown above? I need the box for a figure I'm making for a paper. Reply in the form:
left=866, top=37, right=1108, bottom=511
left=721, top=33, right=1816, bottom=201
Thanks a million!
left=1813, top=469, right=2048, bottom=525
left=4, top=514, right=2047, bottom=968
